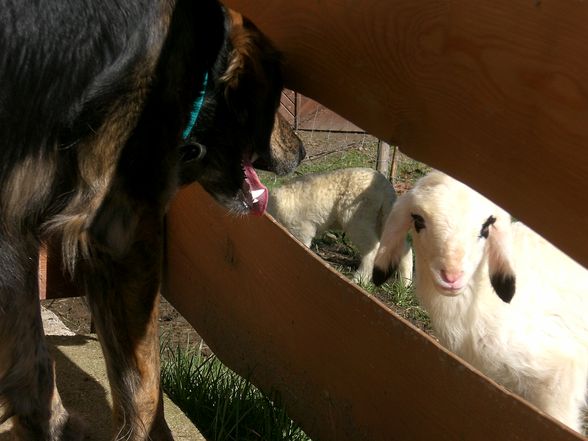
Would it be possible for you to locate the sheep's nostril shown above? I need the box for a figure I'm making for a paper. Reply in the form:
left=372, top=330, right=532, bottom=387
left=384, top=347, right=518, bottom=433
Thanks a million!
left=440, top=269, right=464, bottom=284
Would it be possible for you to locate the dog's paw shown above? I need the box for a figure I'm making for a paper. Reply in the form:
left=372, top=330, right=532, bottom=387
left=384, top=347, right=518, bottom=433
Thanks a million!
left=12, top=410, right=86, bottom=441
left=58, top=412, right=88, bottom=441
left=147, top=417, right=174, bottom=441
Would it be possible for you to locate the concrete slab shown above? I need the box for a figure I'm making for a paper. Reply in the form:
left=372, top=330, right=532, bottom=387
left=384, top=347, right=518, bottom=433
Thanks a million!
left=0, top=308, right=205, bottom=441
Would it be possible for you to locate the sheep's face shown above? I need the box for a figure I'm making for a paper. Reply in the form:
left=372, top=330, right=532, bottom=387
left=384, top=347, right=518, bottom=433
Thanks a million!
left=374, top=171, right=516, bottom=302
left=409, top=177, right=507, bottom=297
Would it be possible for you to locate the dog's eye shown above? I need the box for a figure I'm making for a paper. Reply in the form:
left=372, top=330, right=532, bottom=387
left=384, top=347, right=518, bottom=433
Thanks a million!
left=411, top=213, right=426, bottom=233
left=479, top=215, right=496, bottom=239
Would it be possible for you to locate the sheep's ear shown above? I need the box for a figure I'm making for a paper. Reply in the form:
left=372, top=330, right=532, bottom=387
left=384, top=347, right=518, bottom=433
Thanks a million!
left=373, top=193, right=413, bottom=286
left=487, top=215, right=516, bottom=303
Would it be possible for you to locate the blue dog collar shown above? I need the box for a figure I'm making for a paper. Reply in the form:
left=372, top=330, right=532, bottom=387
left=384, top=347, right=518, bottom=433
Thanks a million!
left=182, top=72, right=208, bottom=140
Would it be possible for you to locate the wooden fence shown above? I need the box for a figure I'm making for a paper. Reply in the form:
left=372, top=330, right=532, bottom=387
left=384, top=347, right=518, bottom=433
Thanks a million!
left=163, top=184, right=583, bottom=441
left=40, top=1, right=588, bottom=440
left=280, top=90, right=364, bottom=132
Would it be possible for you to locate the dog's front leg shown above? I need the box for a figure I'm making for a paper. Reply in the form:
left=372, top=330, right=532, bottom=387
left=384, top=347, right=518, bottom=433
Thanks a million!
left=81, top=215, right=172, bottom=441
left=0, top=234, right=83, bottom=441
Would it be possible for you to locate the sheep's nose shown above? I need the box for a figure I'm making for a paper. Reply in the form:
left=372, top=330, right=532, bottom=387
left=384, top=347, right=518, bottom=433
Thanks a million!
left=440, top=269, right=464, bottom=284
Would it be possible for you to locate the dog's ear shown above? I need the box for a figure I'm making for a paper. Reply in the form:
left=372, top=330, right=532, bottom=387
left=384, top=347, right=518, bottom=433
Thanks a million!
left=220, top=17, right=281, bottom=122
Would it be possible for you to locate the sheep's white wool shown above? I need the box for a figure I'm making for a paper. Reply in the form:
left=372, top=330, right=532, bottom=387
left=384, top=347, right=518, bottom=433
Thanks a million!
left=374, top=170, right=588, bottom=433
left=268, top=167, right=412, bottom=285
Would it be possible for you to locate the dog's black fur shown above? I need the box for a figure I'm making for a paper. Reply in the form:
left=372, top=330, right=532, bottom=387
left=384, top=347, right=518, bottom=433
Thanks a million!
left=0, top=1, right=301, bottom=440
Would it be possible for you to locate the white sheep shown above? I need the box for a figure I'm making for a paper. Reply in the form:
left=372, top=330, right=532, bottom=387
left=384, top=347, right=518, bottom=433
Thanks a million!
left=267, top=167, right=412, bottom=285
left=373, top=170, right=588, bottom=433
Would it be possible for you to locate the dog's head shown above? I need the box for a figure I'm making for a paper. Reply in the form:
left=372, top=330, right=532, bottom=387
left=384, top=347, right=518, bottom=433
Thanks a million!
left=180, top=11, right=304, bottom=215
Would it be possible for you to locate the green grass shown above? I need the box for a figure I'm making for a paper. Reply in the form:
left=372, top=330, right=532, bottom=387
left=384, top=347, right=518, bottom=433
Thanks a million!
left=259, top=140, right=430, bottom=194
left=395, top=154, right=431, bottom=184
left=329, top=257, right=431, bottom=332
left=161, top=342, right=311, bottom=441
left=370, top=280, right=431, bottom=331
left=297, top=148, right=375, bottom=174
left=259, top=147, right=375, bottom=191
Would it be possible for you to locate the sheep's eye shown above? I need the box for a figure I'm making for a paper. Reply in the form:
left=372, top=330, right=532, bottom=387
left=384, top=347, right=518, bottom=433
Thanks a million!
left=411, top=213, right=426, bottom=233
left=479, top=215, right=496, bottom=239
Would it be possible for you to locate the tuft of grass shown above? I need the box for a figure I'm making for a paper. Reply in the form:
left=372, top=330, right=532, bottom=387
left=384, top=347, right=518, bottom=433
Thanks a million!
left=160, top=342, right=311, bottom=441
left=297, top=148, right=375, bottom=174
left=369, top=279, right=431, bottom=332
left=313, top=231, right=357, bottom=256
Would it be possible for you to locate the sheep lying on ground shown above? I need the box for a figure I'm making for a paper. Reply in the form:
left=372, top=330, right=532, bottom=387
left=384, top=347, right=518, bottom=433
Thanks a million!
left=373, top=170, right=588, bottom=433
left=267, top=167, right=412, bottom=285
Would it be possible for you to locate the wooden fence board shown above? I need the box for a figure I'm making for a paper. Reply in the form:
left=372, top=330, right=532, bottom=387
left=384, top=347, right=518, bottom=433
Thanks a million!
left=295, top=94, right=364, bottom=132
left=164, top=183, right=583, bottom=441
left=224, top=0, right=588, bottom=270
left=39, top=243, right=79, bottom=300
left=279, top=90, right=296, bottom=126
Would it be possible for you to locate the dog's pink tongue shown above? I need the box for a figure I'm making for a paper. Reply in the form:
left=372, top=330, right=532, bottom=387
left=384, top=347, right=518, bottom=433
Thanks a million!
left=243, top=161, right=268, bottom=216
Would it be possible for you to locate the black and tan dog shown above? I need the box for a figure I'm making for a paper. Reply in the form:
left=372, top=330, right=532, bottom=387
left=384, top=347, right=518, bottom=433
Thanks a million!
left=179, top=10, right=305, bottom=214
left=0, top=1, right=302, bottom=440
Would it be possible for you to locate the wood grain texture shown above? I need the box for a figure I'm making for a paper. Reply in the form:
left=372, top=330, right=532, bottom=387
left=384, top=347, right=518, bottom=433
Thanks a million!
left=224, top=0, right=588, bottom=268
left=39, top=242, right=79, bottom=299
left=165, top=183, right=583, bottom=441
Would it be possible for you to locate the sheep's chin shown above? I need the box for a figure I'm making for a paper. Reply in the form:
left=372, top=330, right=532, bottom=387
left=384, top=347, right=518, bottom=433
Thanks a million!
left=436, top=286, right=464, bottom=297
left=431, top=272, right=467, bottom=296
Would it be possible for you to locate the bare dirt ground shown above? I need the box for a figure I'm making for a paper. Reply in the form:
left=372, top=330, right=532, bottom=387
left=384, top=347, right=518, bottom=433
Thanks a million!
left=42, top=295, right=203, bottom=351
